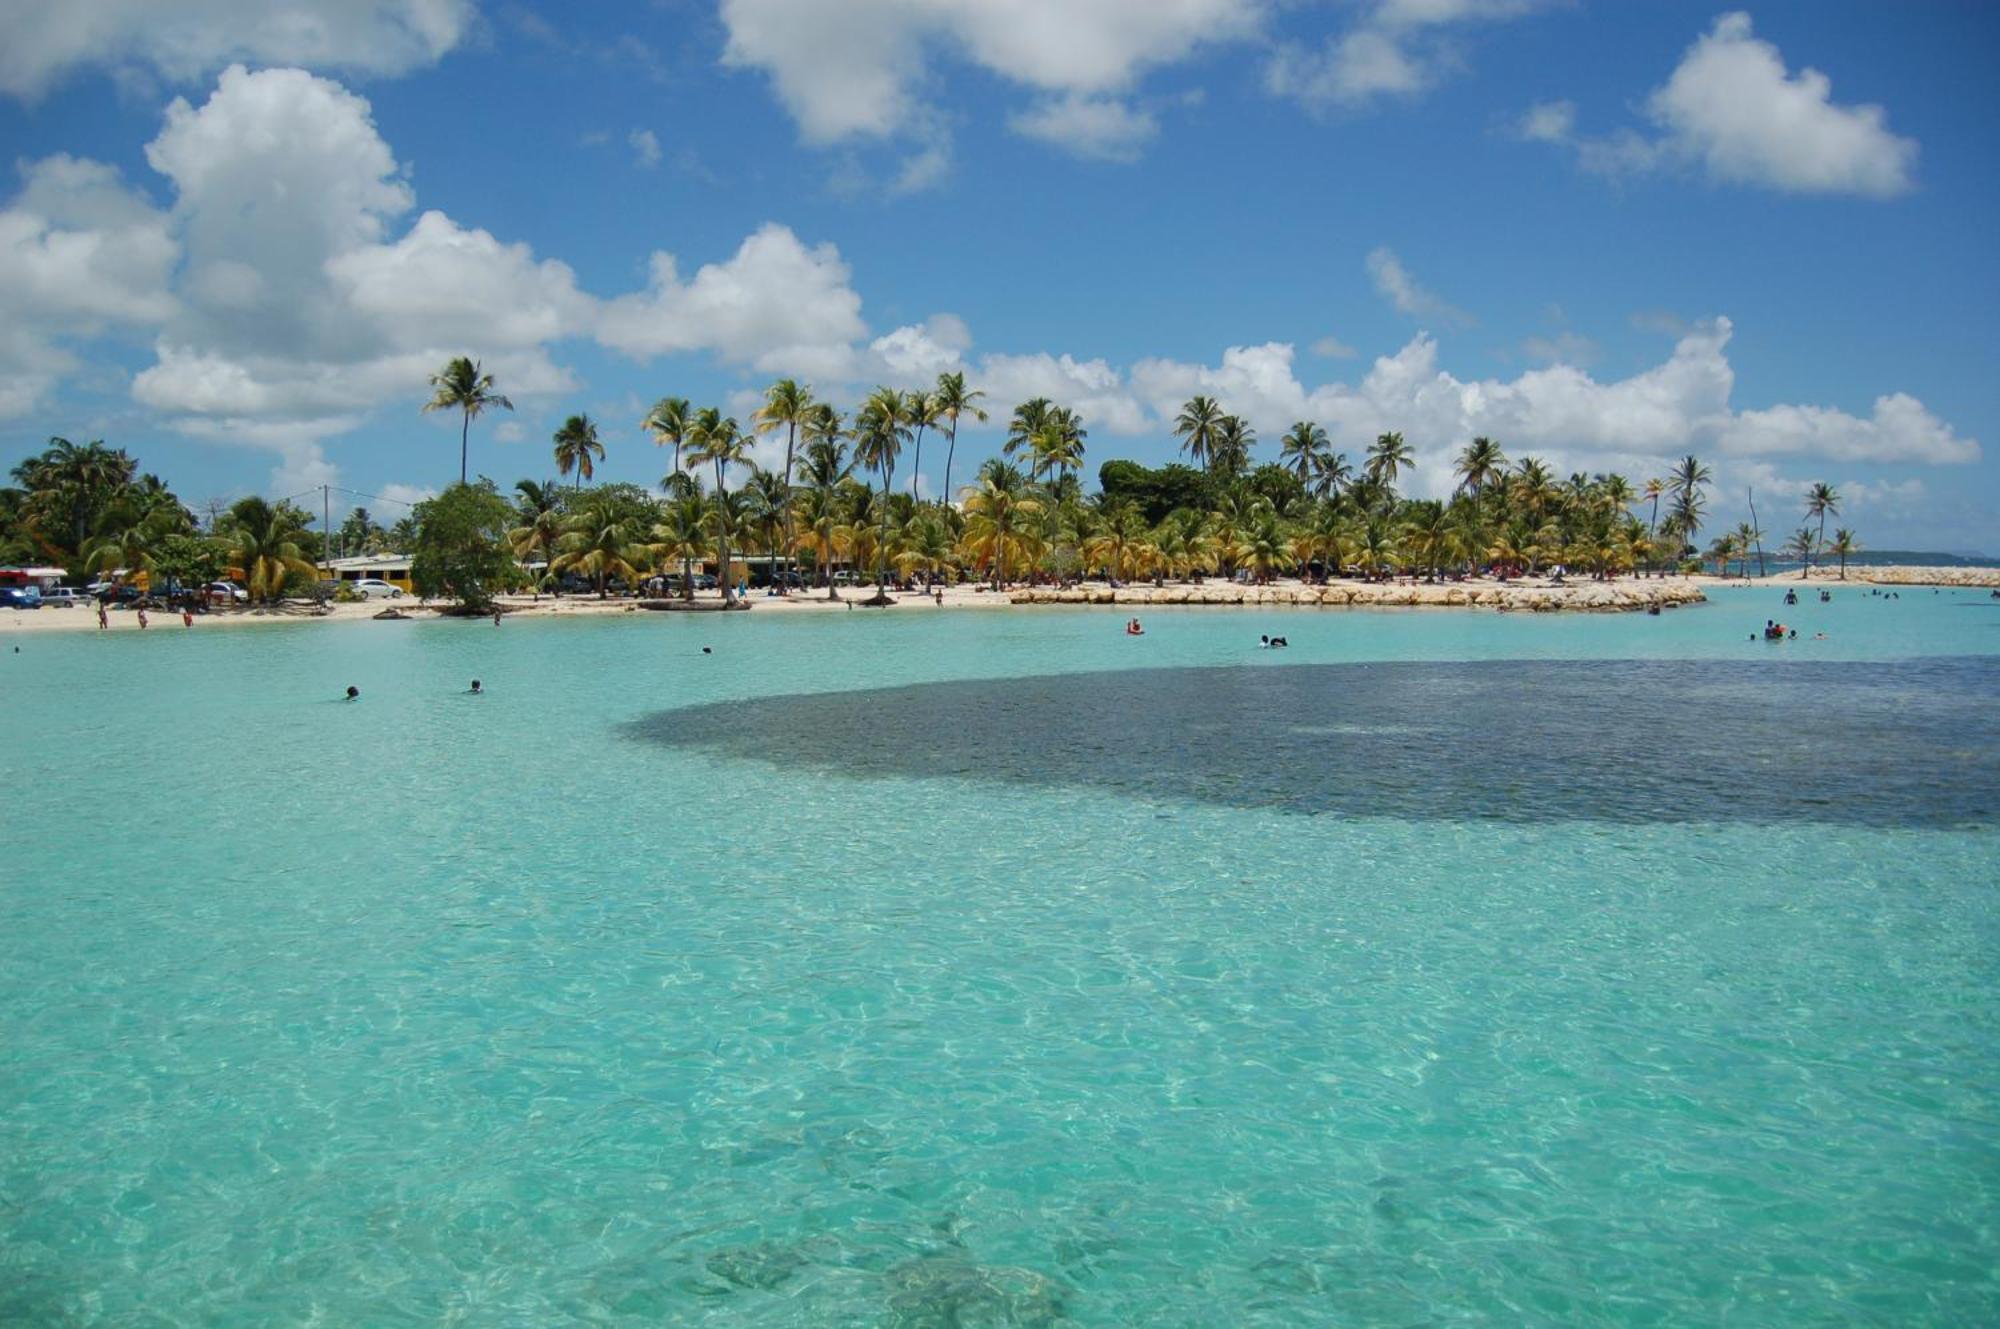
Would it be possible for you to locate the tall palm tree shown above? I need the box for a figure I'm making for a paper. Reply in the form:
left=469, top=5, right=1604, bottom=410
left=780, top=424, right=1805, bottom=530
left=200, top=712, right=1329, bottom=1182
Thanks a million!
left=1004, top=398, right=1052, bottom=470
left=423, top=357, right=513, bottom=485
left=1310, top=450, right=1352, bottom=502
left=1212, top=415, right=1255, bottom=477
left=1278, top=421, right=1329, bottom=487
left=554, top=501, right=646, bottom=598
left=642, top=396, right=692, bottom=486
left=854, top=387, right=910, bottom=593
left=1668, top=454, right=1711, bottom=556
left=1366, top=432, right=1413, bottom=492
left=1029, top=418, right=1086, bottom=485
left=1827, top=528, right=1859, bottom=580
left=1454, top=436, right=1507, bottom=496
left=905, top=389, right=941, bottom=501
left=931, top=371, right=986, bottom=511
left=795, top=435, right=853, bottom=598
left=1804, top=482, right=1840, bottom=578
left=741, top=469, right=790, bottom=583
left=1174, top=396, right=1224, bottom=472
left=1784, top=526, right=1817, bottom=577
left=552, top=414, right=604, bottom=490
left=754, top=379, right=813, bottom=591
left=685, top=408, right=752, bottom=604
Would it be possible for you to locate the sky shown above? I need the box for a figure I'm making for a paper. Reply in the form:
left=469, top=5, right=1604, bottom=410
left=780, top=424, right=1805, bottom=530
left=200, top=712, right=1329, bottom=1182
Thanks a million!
left=0, top=0, right=1995, bottom=550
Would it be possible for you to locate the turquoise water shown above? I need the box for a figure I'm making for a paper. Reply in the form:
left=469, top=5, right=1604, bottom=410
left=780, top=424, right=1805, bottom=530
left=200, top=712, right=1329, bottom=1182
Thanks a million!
left=3, top=585, right=1996, bottom=1324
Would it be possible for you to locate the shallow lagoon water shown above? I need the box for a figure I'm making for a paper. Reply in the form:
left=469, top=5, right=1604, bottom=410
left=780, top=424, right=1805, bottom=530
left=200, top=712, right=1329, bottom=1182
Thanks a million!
left=2, top=585, right=1997, bottom=1324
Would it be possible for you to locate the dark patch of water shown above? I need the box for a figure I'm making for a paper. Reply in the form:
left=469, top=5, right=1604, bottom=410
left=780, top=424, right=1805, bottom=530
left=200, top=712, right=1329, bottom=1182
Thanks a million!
left=626, top=658, right=2000, bottom=826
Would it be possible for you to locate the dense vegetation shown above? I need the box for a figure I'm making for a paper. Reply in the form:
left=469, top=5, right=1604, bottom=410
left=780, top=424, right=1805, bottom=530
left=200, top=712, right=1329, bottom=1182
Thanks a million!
left=2, top=362, right=1865, bottom=601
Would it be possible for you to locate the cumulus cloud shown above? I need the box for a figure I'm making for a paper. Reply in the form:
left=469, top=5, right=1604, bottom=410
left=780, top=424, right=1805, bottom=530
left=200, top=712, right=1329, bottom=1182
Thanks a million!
left=719, top=0, right=1258, bottom=175
left=1008, top=95, right=1158, bottom=162
left=1267, top=0, right=1553, bottom=111
left=1366, top=247, right=1472, bottom=327
left=597, top=223, right=868, bottom=378
left=1523, top=13, right=1917, bottom=197
left=0, top=0, right=476, bottom=99
left=0, top=154, right=177, bottom=418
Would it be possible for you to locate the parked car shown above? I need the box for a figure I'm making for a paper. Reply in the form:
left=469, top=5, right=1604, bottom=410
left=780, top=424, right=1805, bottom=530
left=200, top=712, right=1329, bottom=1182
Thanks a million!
left=691, top=573, right=718, bottom=591
left=207, top=581, right=250, bottom=604
left=39, top=588, right=85, bottom=608
left=0, top=586, right=42, bottom=609
left=351, top=578, right=404, bottom=599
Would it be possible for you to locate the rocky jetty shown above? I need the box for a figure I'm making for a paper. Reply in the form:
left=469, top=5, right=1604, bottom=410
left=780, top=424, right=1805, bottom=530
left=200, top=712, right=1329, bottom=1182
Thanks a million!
left=1815, top=565, right=2000, bottom=588
left=1009, top=578, right=1705, bottom=613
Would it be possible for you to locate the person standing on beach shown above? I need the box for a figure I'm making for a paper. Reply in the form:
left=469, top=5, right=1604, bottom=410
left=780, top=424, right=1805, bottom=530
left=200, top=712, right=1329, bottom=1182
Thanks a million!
left=181, top=608, right=193, bottom=628
left=96, top=603, right=107, bottom=630
left=136, top=606, right=148, bottom=629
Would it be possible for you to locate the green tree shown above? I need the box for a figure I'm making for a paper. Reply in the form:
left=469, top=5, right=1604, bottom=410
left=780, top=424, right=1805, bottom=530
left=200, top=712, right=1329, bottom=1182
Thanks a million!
left=686, top=408, right=752, bottom=604
left=1174, top=396, right=1224, bottom=472
left=552, top=413, right=604, bottom=490
left=1804, top=482, right=1840, bottom=578
left=754, top=378, right=813, bottom=590
left=854, top=387, right=910, bottom=594
left=1278, top=421, right=1329, bottom=487
left=423, top=357, right=514, bottom=486
left=1366, top=431, right=1413, bottom=492
left=931, top=371, right=986, bottom=511
left=1827, top=528, right=1858, bottom=579
left=410, top=482, right=519, bottom=610
left=220, top=496, right=318, bottom=603
left=1454, top=436, right=1506, bottom=496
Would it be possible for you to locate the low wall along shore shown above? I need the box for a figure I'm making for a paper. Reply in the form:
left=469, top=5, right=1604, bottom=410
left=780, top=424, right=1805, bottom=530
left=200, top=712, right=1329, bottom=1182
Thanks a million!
left=1819, top=565, right=2000, bottom=588
left=1010, top=578, right=1708, bottom=613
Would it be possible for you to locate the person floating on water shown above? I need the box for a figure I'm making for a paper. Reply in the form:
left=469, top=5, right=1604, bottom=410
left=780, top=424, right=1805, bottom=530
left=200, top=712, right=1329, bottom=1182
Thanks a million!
left=344, top=686, right=359, bottom=701
left=1126, top=617, right=1144, bottom=636
left=468, top=680, right=482, bottom=694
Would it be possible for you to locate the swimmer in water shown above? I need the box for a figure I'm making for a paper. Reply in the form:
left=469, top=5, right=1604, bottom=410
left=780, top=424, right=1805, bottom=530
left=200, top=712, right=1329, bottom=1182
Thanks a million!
left=468, top=679, right=482, bottom=694
left=344, top=685, right=359, bottom=701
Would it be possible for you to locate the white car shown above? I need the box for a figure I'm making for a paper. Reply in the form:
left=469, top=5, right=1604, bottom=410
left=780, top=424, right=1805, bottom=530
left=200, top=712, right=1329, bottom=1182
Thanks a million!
left=207, top=581, right=249, bottom=604
left=352, top=579, right=405, bottom=599
left=39, top=588, right=86, bottom=608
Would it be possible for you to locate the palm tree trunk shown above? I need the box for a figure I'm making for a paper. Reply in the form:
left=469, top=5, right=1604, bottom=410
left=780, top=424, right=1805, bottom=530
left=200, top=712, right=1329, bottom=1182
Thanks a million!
left=717, top=462, right=733, bottom=605
left=460, top=411, right=470, bottom=486
left=780, top=422, right=797, bottom=595
left=942, top=421, right=957, bottom=510
left=910, top=424, right=926, bottom=501
left=877, top=464, right=892, bottom=590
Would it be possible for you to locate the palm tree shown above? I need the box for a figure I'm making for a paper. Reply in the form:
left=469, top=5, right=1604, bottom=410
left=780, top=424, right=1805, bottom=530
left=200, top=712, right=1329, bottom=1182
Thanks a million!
left=552, top=414, right=604, bottom=490
left=1454, top=436, right=1506, bottom=496
left=754, top=379, right=813, bottom=591
left=1827, top=528, right=1859, bottom=579
left=854, top=387, right=910, bottom=594
left=1029, top=418, right=1085, bottom=485
left=1278, top=421, right=1329, bottom=487
left=554, top=500, right=646, bottom=598
left=1804, top=482, right=1840, bottom=578
left=220, top=496, right=317, bottom=603
left=685, top=408, right=752, bottom=604
left=931, top=371, right=986, bottom=511
left=1174, top=396, right=1225, bottom=472
left=741, top=469, right=790, bottom=584
left=1004, top=398, right=1052, bottom=470
left=642, top=396, right=692, bottom=486
left=508, top=480, right=567, bottom=593
left=651, top=491, right=708, bottom=601
left=1366, top=432, right=1413, bottom=492
left=1212, top=415, right=1255, bottom=476
left=905, top=389, right=941, bottom=501
left=1784, top=527, right=1818, bottom=576
left=1310, top=450, right=1352, bottom=502
left=959, top=460, right=1043, bottom=590
left=12, top=437, right=137, bottom=561
left=423, top=357, right=513, bottom=485
left=893, top=510, right=956, bottom=590
left=1668, top=454, right=1711, bottom=557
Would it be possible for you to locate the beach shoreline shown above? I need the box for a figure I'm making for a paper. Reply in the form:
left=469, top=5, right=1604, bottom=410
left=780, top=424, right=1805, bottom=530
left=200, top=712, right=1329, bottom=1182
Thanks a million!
left=5, top=564, right=1992, bottom=635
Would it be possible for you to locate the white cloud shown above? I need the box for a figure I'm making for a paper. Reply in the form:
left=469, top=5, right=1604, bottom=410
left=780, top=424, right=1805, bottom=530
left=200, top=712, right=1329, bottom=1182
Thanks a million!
left=1267, top=0, right=1553, bottom=111
left=628, top=128, right=662, bottom=169
left=597, top=223, right=868, bottom=377
left=492, top=421, right=524, bottom=444
left=1719, top=393, right=1974, bottom=465
left=719, top=0, right=1259, bottom=174
left=1524, top=13, right=1917, bottom=198
left=375, top=481, right=436, bottom=510
left=1366, top=246, right=1471, bottom=326
left=1311, top=336, right=1358, bottom=359
left=0, top=0, right=476, bottom=100
left=1009, top=95, right=1158, bottom=162
left=0, top=153, right=177, bottom=418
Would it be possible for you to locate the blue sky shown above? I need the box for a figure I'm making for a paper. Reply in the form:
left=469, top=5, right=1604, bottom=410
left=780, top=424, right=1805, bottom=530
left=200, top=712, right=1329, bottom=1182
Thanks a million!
left=1, top=1, right=1995, bottom=549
